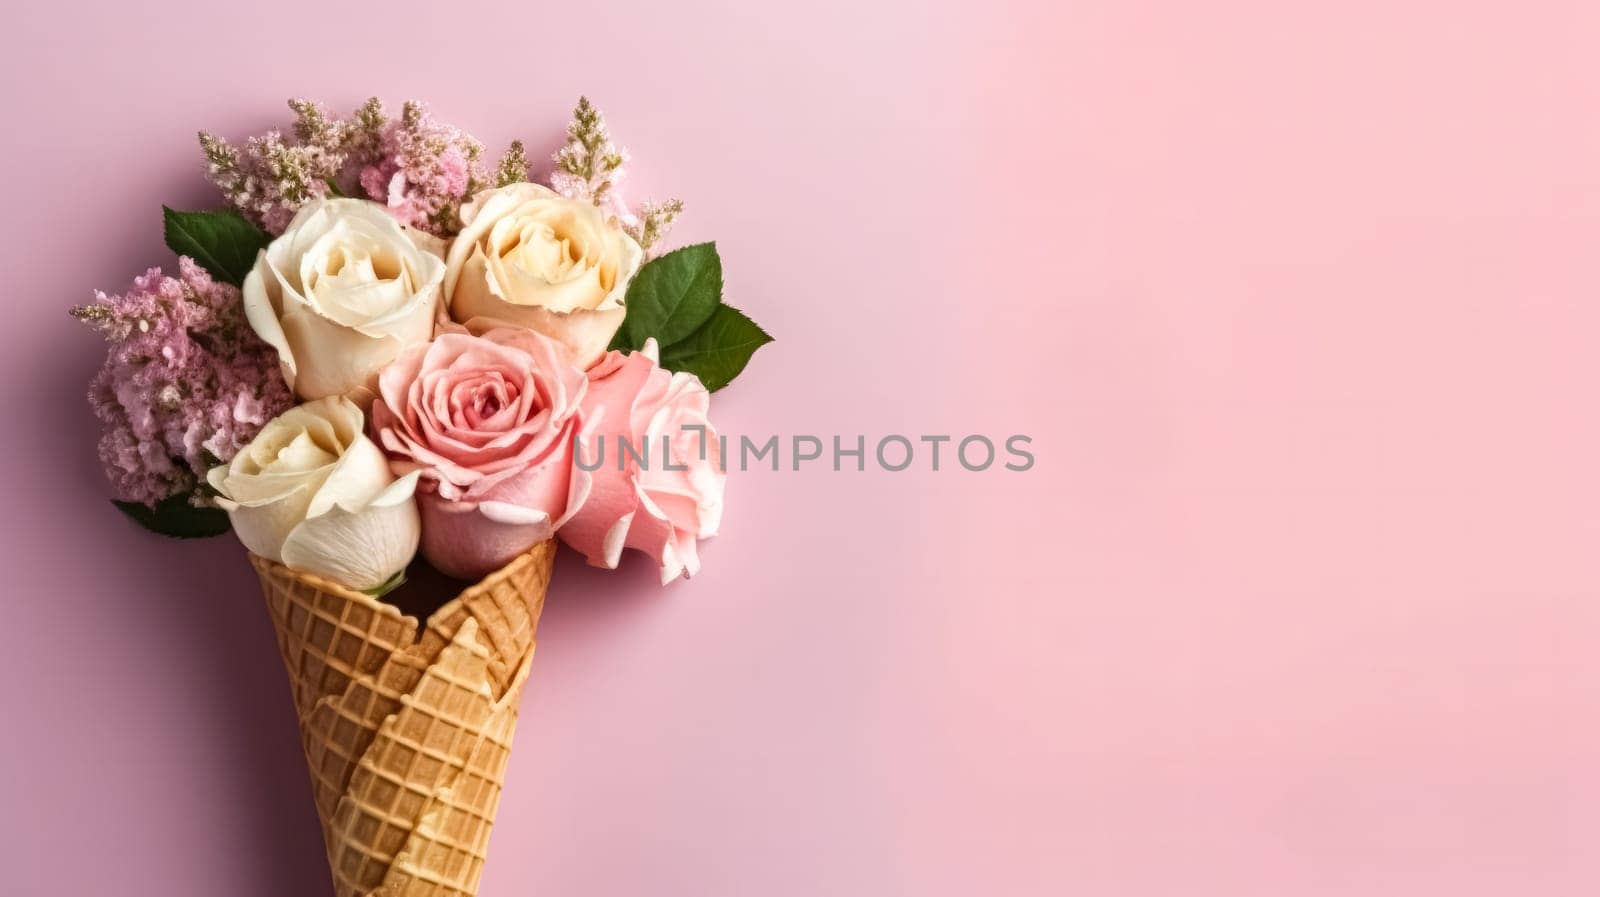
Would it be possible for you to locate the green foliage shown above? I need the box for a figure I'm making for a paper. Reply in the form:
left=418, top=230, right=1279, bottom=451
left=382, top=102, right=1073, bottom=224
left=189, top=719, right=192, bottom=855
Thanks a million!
left=112, top=494, right=231, bottom=539
left=161, top=207, right=271, bottom=286
left=610, top=243, right=773, bottom=391
left=611, top=243, right=722, bottom=349
left=657, top=305, right=774, bottom=392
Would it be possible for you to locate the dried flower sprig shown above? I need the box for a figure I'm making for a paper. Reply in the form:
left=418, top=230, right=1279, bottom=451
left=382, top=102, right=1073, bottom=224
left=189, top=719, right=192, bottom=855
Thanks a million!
left=72, top=260, right=293, bottom=508
left=495, top=140, right=531, bottom=187
left=201, top=98, right=504, bottom=237
left=547, top=97, right=683, bottom=257
left=350, top=99, right=490, bottom=234
left=203, top=95, right=685, bottom=249
left=626, top=198, right=686, bottom=256
left=288, top=98, right=343, bottom=147
left=200, top=127, right=341, bottom=234
left=549, top=96, right=629, bottom=205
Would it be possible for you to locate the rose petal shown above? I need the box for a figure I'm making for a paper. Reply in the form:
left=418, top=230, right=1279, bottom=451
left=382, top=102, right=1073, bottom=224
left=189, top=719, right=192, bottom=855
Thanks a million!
left=281, top=480, right=421, bottom=590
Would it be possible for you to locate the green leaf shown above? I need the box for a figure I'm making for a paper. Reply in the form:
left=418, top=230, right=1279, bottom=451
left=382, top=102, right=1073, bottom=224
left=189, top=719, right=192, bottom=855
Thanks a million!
left=611, top=242, right=723, bottom=351
left=162, top=207, right=271, bottom=286
left=657, top=304, right=774, bottom=392
left=112, top=495, right=231, bottom=539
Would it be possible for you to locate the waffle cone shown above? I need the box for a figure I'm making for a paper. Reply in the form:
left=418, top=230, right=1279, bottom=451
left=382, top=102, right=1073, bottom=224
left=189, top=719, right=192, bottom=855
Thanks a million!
left=251, top=540, right=557, bottom=897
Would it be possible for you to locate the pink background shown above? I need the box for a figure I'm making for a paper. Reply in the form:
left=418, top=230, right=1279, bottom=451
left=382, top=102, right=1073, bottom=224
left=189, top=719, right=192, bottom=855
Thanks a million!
left=3, top=1, right=1598, bottom=894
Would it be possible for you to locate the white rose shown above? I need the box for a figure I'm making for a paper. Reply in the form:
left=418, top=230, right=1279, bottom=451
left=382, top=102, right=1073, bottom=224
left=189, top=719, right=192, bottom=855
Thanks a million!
left=444, top=183, right=644, bottom=367
left=207, top=397, right=421, bottom=590
left=244, top=198, right=445, bottom=403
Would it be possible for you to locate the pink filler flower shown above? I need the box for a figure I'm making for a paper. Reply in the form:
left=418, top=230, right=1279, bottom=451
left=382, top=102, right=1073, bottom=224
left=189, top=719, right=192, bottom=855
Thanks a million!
left=561, top=340, right=725, bottom=584
left=355, top=106, right=477, bottom=234
left=74, top=259, right=293, bottom=507
left=371, top=328, right=589, bottom=580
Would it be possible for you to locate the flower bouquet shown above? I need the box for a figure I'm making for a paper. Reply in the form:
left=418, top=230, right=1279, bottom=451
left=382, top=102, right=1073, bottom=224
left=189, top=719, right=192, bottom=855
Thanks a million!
left=74, top=96, right=771, bottom=897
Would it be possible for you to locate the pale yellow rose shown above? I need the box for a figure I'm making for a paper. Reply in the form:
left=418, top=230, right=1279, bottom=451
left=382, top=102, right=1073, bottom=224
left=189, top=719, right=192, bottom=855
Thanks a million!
left=444, top=183, right=643, bottom=367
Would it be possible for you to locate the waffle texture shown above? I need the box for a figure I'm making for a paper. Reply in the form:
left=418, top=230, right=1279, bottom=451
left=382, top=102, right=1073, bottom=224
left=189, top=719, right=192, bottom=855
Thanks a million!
left=251, top=539, right=556, bottom=897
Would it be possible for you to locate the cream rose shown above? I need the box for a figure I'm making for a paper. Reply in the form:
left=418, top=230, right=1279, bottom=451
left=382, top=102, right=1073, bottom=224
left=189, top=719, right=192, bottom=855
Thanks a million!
left=243, top=198, right=445, bottom=403
left=444, top=183, right=643, bottom=368
left=207, top=397, right=421, bottom=590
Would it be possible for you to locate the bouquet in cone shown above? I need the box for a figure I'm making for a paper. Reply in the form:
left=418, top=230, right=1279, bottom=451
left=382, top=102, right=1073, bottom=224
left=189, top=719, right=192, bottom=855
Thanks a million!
left=74, top=96, right=772, bottom=895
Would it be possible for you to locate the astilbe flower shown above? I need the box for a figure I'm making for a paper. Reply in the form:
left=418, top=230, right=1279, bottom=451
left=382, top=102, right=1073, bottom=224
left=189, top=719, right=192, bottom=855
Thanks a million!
left=495, top=140, right=532, bottom=188
left=549, top=96, right=631, bottom=208
left=548, top=96, right=683, bottom=257
left=629, top=199, right=685, bottom=256
left=71, top=260, right=293, bottom=507
left=201, top=98, right=497, bottom=237
left=202, top=96, right=683, bottom=247
left=349, top=99, right=489, bottom=235
left=199, top=100, right=346, bottom=234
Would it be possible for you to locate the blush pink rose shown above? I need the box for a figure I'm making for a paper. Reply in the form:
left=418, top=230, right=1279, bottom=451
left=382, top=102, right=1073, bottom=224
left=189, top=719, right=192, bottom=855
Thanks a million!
left=371, top=328, right=590, bottom=579
left=561, top=339, right=725, bottom=584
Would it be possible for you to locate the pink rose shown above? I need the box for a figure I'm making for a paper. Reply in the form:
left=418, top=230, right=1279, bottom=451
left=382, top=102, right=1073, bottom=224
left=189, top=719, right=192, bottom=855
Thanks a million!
left=561, top=340, right=725, bottom=584
left=372, top=328, right=590, bottom=580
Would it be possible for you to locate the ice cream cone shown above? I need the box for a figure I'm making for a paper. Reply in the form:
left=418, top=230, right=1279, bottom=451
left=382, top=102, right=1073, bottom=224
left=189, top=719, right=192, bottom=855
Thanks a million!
left=251, top=539, right=557, bottom=897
